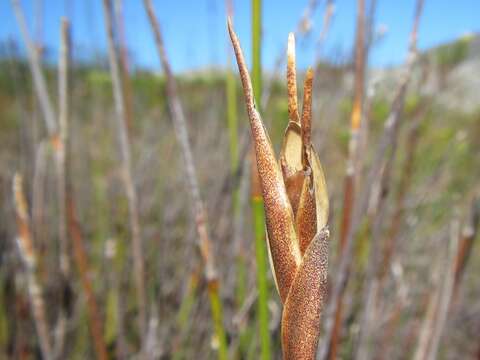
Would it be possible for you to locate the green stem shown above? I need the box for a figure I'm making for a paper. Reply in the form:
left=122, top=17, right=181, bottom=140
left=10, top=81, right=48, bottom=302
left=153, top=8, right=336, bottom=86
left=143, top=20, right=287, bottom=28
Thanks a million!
left=252, top=0, right=270, bottom=358
left=252, top=0, right=262, bottom=106
left=253, top=198, right=271, bottom=360
left=208, top=280, right=229, bottom=360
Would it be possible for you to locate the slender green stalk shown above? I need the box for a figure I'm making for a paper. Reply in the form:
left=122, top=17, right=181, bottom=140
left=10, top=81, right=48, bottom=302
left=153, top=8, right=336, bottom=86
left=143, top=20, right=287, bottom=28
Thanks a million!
left=252, top=0, right=262, bottom=105
left=173, top=271, right=199, bottom=360
left=253, top=198, right=270, bottom=360
left=225, top=4, right=250, bottom=357
left=251, top=0, right=270, bottom=358
left=208, top=280, right=229, bottom=360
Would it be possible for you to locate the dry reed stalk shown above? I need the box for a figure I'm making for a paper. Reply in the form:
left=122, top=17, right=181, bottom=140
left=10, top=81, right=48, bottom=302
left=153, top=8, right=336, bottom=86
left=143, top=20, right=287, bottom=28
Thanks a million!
left=379, top=116, right=422, bottom=282
left=410, top=197, right=478, bottom=360
left=11, top=4, right=78, bottom=356
left=113, top=0, right=135, bottom=138
left=371, top=109, right=426, bottom=358
left=318, top=1, right=424, bottom=358
left=12, top=0, right=58, bottom=255
left=142, top=1, right=228, bottom=357
left=102, top=0, right=147, bottom=339
left=57, top=17, right=70, bottom=281
left=426, top=222, right=459, bottom=360
left=415, top=197, right=478, bottom=360
left=13, top=174, right=53, bottom=360
left=328, top=0, right=365, bottom=357
left=52, top=18, right=71, bottom=358
left=12, top=1, right=76, bottom=343
left=11, top=0, right=57, bottom=136
left=32, top=141, right=48, bottom=248
left=355, top=120, right=404, bottom=359
left=338, top=0, right=365, bottom=252
left=414, top=221, right=459, bottom=360
left=229, top=20, right=330, bottom=359
left=355, top=86, right=428, bottom=360
left=66, top=198, right=109, bottom=360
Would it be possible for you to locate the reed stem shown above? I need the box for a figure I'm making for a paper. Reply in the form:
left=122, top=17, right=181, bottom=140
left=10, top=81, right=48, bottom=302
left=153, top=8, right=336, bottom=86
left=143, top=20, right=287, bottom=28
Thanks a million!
left=251, top=0, right=271, bottom=358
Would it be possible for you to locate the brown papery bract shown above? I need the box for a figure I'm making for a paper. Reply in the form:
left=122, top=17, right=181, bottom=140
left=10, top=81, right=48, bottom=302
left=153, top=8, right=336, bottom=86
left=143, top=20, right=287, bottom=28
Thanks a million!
left=228, top=18, right=302, bottom=304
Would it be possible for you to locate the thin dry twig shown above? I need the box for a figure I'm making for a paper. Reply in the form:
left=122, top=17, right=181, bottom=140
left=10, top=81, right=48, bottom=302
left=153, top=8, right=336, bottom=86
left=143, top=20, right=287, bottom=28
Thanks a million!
left=102, top=0, right=147, bottom=339
left=13, top=173, right=53, bottom=360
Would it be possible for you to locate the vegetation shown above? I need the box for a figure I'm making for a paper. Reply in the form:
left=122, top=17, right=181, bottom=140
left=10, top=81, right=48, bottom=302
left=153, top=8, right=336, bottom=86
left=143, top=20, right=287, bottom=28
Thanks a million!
left=0, top=1, right=480, bottom=359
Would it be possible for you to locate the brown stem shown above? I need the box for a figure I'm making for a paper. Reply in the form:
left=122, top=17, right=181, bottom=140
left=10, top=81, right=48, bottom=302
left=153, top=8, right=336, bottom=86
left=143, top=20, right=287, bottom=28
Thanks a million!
left=328, top=0, right=365, bottom=357
left=66, top=198, right=109, bottom=360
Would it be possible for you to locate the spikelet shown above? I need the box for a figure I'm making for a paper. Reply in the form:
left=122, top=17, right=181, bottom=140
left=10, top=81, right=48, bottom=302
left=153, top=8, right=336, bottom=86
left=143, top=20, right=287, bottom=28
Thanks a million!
left=228, top=19, right=329, bottom=359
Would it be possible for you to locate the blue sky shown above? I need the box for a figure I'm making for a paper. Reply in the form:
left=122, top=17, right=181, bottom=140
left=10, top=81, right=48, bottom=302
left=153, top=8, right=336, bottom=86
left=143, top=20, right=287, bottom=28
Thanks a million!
left=0, top=0, right=478, bottom=72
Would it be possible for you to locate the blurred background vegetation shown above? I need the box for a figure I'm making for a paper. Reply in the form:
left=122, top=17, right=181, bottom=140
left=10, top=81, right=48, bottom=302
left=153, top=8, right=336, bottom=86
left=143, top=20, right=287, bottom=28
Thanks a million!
left=0, top=0, right=480, bottom=359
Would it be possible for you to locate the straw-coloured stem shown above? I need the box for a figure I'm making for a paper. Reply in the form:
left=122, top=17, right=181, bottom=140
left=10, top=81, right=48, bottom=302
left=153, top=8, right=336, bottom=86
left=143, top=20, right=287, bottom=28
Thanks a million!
left=11, top=0, right=57, bottom=136
left=143, top=1, right=228, bottom=358
left=102, top=0, right=147, bottom=339
left=52, top=18, right=71, bottom=358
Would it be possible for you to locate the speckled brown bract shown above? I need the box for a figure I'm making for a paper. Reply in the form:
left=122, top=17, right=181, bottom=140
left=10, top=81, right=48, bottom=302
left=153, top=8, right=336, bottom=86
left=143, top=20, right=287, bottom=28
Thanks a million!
left=282, top=228, right=329, bottom=360
left=228, top=19, right=330, bottom=359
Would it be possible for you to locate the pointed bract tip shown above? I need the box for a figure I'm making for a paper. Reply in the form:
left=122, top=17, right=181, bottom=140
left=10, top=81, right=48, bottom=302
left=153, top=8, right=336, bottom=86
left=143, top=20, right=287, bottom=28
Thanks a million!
left=306, top=67, right=314, bottom=79
left=287, top=33, right=296, bottom=58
